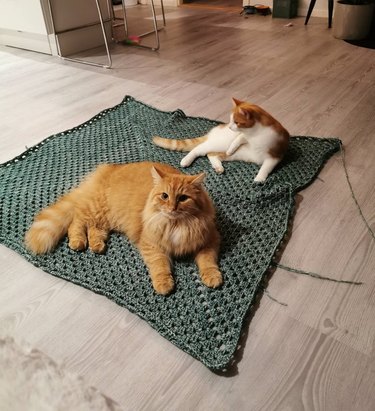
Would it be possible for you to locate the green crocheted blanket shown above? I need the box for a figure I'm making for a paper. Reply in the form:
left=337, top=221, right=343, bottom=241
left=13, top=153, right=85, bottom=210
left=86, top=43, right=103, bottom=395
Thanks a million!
left=0, top=96, right=340, bottom=370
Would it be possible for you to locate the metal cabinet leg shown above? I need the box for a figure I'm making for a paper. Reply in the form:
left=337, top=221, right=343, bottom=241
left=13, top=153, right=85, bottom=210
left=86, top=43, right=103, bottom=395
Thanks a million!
left=47, top=0, right=112, bottom=69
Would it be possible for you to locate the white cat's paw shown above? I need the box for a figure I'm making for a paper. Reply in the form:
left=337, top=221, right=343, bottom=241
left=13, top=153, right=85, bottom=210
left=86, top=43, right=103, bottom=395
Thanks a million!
left=226, top=149, right=234, bottom=156
left=214, top=166, right=224, bottom=174
left=254, top=175, right=266, bottom=183
left=180, top=158, right=190, bottom=168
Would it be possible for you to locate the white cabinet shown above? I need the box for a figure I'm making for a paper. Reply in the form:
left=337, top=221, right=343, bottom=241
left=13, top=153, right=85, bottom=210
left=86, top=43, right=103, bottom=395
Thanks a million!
left=0, top=0, right=111, bottom=57
left=0, top=0, right=55, bottom=54
left=48, top=0, right=111, bottom=57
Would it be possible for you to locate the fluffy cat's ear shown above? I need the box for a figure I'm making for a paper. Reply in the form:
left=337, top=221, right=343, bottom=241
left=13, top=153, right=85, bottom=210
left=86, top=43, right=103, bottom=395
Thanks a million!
left=232, top=97, right=243, bottom=107
left=151, top=166, right=165, bottom=185
left=190, top=172, right=205, bottom=186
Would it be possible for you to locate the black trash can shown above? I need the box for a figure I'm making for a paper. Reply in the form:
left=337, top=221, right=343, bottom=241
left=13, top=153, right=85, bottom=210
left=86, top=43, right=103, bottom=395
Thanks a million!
left=272, top=0, right=298, bottom=18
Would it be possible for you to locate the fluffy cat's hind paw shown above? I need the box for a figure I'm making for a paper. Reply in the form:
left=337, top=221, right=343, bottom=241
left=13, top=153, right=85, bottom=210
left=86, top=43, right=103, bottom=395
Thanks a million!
left=153, top=275, right=175, bottom=295
left=201, top=268, right=223, bottom=288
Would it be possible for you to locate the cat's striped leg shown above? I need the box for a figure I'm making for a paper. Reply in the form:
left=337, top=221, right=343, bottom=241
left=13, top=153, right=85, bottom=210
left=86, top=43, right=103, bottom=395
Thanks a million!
left=195, top=235, right=222, bottom=288
left=138, top=240, right=174, bottom=295
left=254, top=157, right=280, bottom=182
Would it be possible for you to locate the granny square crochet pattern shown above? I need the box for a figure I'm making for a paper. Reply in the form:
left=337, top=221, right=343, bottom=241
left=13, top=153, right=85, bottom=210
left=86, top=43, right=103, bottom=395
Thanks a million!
left=0, top=96, right=340, bottom=369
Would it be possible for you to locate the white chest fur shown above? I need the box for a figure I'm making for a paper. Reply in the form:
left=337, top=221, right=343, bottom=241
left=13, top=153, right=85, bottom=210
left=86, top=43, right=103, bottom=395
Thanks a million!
left=169, top=226, right=183, bottom=246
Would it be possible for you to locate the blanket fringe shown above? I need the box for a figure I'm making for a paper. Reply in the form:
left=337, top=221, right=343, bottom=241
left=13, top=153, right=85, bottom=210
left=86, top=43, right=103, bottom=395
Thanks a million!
left=273, top=262, right=363, bottom=285
left=271, top=142, right=374, bottom=288
left=339, top=143, right=375, bottom=242
left=260, top=287, right=288, bottom=306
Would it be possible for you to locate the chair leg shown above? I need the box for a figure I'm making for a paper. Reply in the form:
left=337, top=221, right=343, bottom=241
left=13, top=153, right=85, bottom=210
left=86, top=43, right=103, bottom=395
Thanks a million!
left=118, top=0, right=166, bottom=51
left=304, top=0, right=317, bottom=25
left=328, top=0, right=334, bottom=28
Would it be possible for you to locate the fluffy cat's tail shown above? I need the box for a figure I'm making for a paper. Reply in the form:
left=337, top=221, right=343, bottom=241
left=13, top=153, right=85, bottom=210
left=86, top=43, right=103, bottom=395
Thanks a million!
left=153, top=135, right=207, bottom=152
left=24, top=194, right=75, bottom=254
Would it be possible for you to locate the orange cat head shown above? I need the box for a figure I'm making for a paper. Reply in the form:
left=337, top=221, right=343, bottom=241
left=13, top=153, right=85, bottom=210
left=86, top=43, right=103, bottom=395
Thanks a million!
left=149, top=166, right=206, bottom=219
left=231, top=97, right=259, bottom=129
left=231, top=97, right=281, bottom=131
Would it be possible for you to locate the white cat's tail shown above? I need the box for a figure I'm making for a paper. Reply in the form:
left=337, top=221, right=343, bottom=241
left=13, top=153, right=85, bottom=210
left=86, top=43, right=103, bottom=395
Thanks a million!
left=24, top=194, right=75, bottom=254
left=153, top=135, right=207, bottom=152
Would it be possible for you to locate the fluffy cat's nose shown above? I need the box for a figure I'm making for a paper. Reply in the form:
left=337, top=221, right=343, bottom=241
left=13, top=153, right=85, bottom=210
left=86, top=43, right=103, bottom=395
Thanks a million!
left=168, top=202, right=178, bottom=212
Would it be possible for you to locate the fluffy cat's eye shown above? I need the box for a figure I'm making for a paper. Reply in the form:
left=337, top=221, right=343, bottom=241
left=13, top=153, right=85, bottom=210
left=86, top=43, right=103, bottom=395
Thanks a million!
left=161, top=192, right=169, bottom=200
left=178, top=194, right=188, bottom=202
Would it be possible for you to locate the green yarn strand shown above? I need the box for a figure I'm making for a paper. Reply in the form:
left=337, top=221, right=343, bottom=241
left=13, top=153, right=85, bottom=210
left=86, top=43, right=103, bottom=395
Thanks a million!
left=274, top=262, right=363, bottom=285
left=339, top=143, right=375, bottom=242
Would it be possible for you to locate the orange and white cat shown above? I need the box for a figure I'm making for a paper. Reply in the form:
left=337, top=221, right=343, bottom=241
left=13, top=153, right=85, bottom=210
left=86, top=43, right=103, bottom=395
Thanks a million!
left=24, top=162, right=222, bottom=295
left=153, top=98, right=290, bottom=182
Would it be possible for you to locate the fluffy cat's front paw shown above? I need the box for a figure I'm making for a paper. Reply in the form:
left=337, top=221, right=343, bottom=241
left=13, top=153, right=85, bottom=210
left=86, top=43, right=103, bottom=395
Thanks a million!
left=153, top=274, right=175, bottom=295
left=214, top=165, right=224, bottom=174
left=89, top=241, right=107, bottom=254
left=201, top=268, right=223, bottom=288
left=69, top=238, right=87, bottom=251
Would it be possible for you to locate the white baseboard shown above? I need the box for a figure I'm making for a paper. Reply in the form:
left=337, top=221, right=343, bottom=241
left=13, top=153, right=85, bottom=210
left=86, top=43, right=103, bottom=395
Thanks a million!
left=139, top=0, right=179, bottom=6
left=152, top=0, right=328, bottom=18
left=161, top=0, right=178, bottom=5
left=0, top=28, right=52, bottom=54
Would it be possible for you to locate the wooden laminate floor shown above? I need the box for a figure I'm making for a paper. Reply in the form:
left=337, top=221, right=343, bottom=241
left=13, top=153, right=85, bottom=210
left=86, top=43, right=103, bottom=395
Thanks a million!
left=1, top=6, right=375, bottom=411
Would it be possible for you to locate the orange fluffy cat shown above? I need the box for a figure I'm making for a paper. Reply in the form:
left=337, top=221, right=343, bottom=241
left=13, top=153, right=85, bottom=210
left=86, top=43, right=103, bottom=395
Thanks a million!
left=154, top=98, right=290, bottom=182
left=24, top=162, right=222, bottom=295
